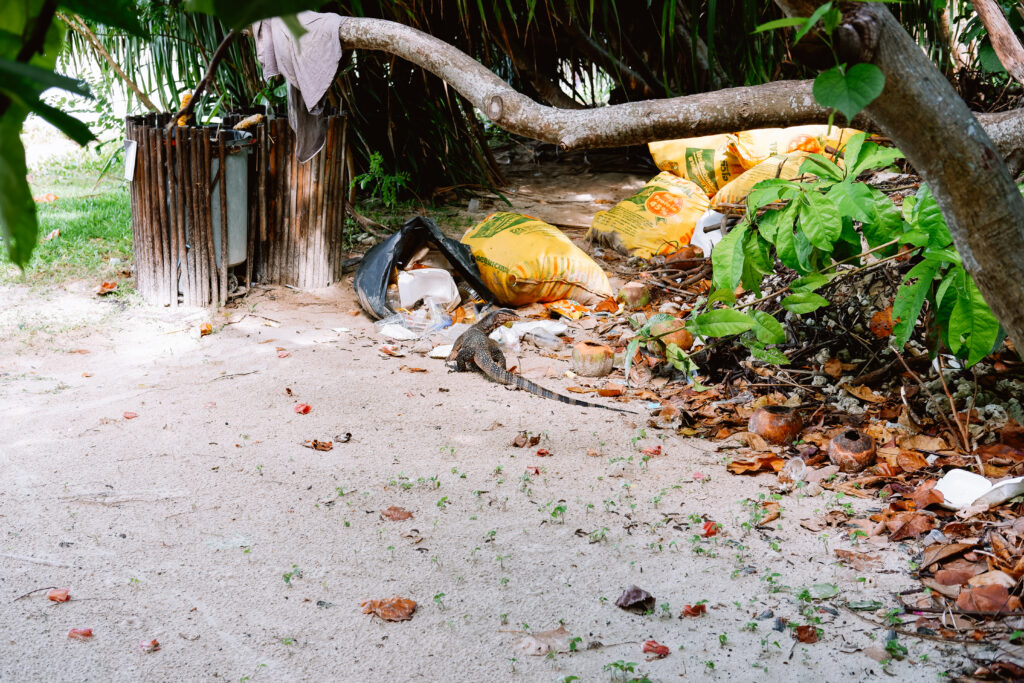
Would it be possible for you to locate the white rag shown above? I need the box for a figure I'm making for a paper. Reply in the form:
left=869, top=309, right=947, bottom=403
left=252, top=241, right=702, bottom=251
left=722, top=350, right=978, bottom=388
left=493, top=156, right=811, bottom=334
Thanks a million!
left=253, top=12, right=344, bottom=161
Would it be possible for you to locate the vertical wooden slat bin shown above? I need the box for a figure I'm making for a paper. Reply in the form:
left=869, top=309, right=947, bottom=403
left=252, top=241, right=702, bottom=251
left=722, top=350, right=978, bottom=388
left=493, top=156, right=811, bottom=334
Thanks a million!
left=127, top=111, right=348, bottom=306
left=260, top=114, right=349, bottom=289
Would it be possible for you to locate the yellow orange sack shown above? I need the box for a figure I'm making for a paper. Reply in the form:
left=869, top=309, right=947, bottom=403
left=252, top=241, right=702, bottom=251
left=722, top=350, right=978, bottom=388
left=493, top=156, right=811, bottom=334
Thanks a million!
left=588, top=172, right=710, bottom=259
left=710, top=152, right=814, bottom=208
left=647, top=134, right=744, bottom=196
left=730, top=126, right=861, bottom=170
left=461, top=212, right=612, bottom=306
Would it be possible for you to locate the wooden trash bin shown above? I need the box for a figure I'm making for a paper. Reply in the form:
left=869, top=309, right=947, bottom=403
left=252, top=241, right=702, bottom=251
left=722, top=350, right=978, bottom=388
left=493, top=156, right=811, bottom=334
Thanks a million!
left=125, top=111, right=349, bottom=307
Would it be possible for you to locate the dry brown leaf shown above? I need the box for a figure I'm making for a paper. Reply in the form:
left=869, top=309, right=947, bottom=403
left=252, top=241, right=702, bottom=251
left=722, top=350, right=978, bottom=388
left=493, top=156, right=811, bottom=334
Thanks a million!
left=727, top=454, right=786, bottom=475
left=920, top=577, right=961, bottom=599
left=399, top=366, right=427, bottom=373
left=955, top=584, right=1022, bottom=614
left=921, top=542, right=975, bottom=569
left=615, top=585, right=655, bottom=612
left=897, top=450, right=930, bottom=472
left=566, top=386, right=596, bottom=394
left=598, top=383, right=625, bottom=397
left=933, top=569, right=974, bottom=586
left=869, top=307, right=894, bottom=338
left=795, top=625, right=819, bottom=644
left=823, top=358, right=843, bottom=379
left=840, top=383, right=886, bottom=404
left=96, top=281, right=117, bottom=296
left=757, top=501, right=781, bottom=527
left=380, top=506, right=413, bottom=521
left=898, top=434, right=949, bottom=451
left=834, top=549, right=882, bottom=571
left=361, top=596, right=417, bottom=621
left=302, top=439, right=333, bottom=451
left=967, top=570, right=1016, bottom=589
left=886, top=512, right=935, bottom=541
left=911, top=479, right=944, bottom=510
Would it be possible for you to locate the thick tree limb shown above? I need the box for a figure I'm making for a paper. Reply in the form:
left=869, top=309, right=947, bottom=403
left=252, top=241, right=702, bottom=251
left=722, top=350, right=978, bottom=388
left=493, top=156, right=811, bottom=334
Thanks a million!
left=58, top=12, right=159, bottom=112
left=164, top=29, right=237, bottom=130
left=335, top=17, right=1024, bottom=156
left=968, top=0, right=1024, bottom=86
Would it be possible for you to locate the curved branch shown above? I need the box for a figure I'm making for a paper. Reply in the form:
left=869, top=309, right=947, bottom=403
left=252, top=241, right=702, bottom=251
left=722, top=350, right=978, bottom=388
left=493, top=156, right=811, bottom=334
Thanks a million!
left=968, top=0, right=1024, bottom=86
left=335, top=17, right=1023, bottom=156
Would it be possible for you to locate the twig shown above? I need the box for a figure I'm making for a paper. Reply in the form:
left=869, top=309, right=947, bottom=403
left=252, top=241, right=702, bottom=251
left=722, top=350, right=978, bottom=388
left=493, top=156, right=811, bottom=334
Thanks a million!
left=209, top=370, right=259, bottom=382
left=890, top=348, right=965, bottom=450
left=165, top=29, right=238, bottom=130
left=12, top=586, right=57, bottom=602
left=345, top=204, right=390, bottom=238
left=937, top=355, right=971, bottom=451
left=0, top=553, right=78, bottom=569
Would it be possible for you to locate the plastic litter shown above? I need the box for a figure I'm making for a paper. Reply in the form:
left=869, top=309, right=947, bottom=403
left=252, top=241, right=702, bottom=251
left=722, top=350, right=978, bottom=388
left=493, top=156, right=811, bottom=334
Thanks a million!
left=373, top=301, right=452, bottom=340
left=933, top=469, right=1024, bottom=510
left=397, top=267, right=460, bottom=309
left=354, top=216, right=493, bottom=320
left=691, top=209, right=727, bottom=255
left=489, top=320, right=568, bottom=354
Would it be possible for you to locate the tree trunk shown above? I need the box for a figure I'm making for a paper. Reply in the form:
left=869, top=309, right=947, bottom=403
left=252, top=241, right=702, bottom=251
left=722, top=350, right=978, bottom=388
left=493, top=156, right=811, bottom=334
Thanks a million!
left=331, top=15, right=1024, bottom=353
left=969, top=0, right=1024, bottom=86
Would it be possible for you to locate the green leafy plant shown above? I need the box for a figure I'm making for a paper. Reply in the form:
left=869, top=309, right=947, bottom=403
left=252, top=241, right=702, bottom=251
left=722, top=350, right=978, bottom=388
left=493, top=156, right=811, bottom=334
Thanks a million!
left=350, top=151, right=410, bottom=208
left=683, top=133, right=1000, bottom=367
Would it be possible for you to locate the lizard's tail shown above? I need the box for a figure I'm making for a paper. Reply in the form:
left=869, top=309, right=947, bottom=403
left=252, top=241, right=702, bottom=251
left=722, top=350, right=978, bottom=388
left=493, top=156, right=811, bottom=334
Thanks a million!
left=479, top=356, right=639, bottom=414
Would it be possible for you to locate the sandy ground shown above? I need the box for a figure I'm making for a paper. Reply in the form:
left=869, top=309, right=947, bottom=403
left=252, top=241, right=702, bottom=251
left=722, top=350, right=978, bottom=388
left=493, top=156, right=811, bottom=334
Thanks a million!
left=0, top=276, right=979, bottom=683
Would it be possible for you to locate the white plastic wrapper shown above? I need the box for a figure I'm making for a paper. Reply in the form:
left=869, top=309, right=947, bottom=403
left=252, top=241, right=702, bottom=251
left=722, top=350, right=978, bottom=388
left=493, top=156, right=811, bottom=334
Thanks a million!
left=397, top=267, right=460, bottom=309
left=691, top=209, right=726, bottom=256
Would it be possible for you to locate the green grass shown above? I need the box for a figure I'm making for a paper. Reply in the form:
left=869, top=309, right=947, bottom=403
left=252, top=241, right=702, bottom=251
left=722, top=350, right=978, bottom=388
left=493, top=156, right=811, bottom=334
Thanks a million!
left=2, top=149, right=132, bottom=289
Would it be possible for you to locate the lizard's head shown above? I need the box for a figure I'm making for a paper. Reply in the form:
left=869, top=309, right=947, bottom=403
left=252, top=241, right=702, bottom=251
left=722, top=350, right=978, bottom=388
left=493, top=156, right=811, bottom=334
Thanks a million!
left=485, top=308, right=520, bottom=325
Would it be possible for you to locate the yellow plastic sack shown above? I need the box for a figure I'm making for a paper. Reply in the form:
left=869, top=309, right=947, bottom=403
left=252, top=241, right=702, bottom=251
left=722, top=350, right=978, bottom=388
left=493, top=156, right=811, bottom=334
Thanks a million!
left=461, top=212, right=612, bottom=306
left=647, top=134, right=744, bottom=196
left=710, top=152, right=813, bottom=208
left=588, top=172, right=710, bottom=259
left=730, top=126, right=861, bottom=170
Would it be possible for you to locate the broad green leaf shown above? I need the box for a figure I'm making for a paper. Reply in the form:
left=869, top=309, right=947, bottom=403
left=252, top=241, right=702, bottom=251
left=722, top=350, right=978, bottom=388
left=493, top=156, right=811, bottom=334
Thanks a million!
left=841, top=132, right=866, bottom=173
left=911, top=186, right=952, bottom=248
left=59, top=0, right=146, bottom=35
left=187, top=0, right=325, bottom=29
left=711, top=222, right=748, bottom=292
left=948, top=272, right=1001, bottom=366
left=0, top=59, right=90, bottom=97
left=747, top=178, right=800, bottom=210
left=741, top=336, right=790, bottom=364
left=0, top=112, right=37, bottom=267
left=793, top=225, right=814, bottom=272
left=810, top=583, right=840, bottom=599
left=892, top=259, right=939, bottom=347
left=781, top=292, right=829, bottom=314
left=799, top=189, right=842, bottom=250
left=751, top=311, right=786, bottom=344
left=849, top=143, right=903, bottom=178
left=789, top=273, right=834, bottom=292
left=794, top=2, right=832, bottom=43
left=826, top=181, right=873, bottom=223
left=755, top=199, right=797, bottom=245
left=637, top=312, right=675, bottom=336
left=706, top=288, right=737, bottom=307
left=861, top=187, right=904, bottom=249
left=740, top=230, right=772, bottom=296
left=813, top=63, right=885, bottom=122
left=691, top=309, right=756, bottom=337
left=833, top=216, right=863, bottom=262
left=799, top=154, right=844, bottom=182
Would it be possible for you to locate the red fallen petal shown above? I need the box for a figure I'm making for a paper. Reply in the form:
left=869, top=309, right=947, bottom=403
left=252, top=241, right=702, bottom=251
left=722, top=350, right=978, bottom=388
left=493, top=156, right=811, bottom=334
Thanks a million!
left=642, top=639, right=670, bottom=657
left=277, top=351, right=291, bottom=358
left=701, top=520, right=719, bottom=537
left=681, top=603, right=706, bottom=617
left=535, top=448, right=551, bottom=457
left=68, top=628, right=93, bottom=639
left=294, top=403, right=311, bottom=414
left=526, top=466, right=541, bottom=475
left=47, top=588, right=70, bottom=602
left=641, top=445, right=662, bottom=456
left=123, top=411, right=138, bottom=419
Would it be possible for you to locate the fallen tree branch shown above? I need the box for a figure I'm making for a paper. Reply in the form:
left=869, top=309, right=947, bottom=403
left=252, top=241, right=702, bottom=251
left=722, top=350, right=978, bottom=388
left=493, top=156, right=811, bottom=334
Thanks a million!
left=164, top=29, right=237, bottom=131
left=334, top=17, right=1024, bottom=158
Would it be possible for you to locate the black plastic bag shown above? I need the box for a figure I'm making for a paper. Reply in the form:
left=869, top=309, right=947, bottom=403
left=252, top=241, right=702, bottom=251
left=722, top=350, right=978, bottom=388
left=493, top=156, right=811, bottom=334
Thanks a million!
left=353, top=216, right=494, bottom=320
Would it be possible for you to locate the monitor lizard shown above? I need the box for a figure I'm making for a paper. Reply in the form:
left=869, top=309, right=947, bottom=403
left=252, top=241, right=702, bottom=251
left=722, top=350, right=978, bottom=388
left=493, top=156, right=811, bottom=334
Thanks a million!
left=447, top=308, right=638, bottom=413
